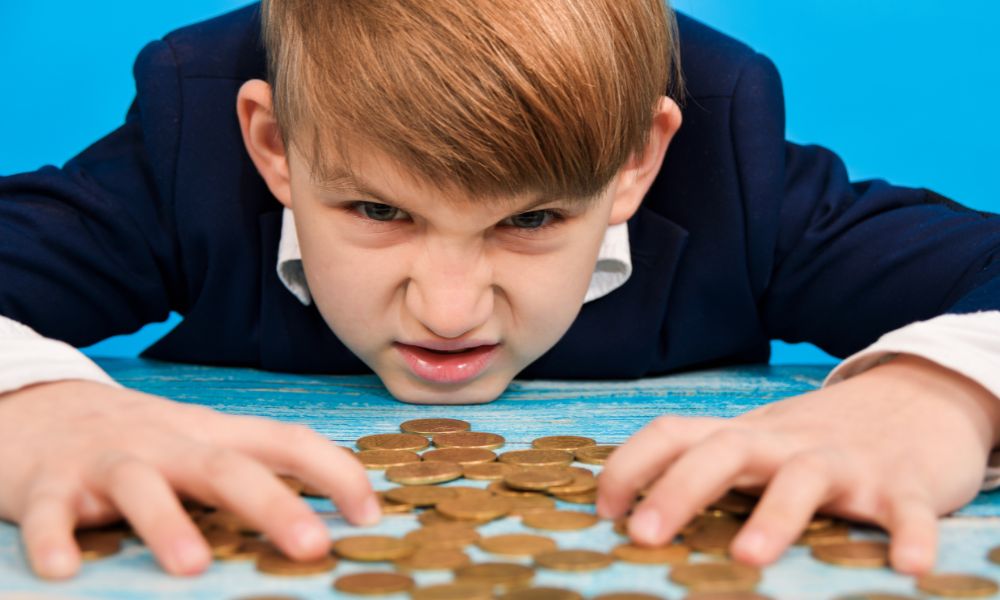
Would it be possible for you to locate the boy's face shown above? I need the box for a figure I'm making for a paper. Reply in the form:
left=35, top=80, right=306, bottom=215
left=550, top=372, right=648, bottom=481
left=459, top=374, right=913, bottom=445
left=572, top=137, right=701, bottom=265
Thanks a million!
left=237, top=80, right=679, bottom=404
left=286, top=146, right=616, bottom=404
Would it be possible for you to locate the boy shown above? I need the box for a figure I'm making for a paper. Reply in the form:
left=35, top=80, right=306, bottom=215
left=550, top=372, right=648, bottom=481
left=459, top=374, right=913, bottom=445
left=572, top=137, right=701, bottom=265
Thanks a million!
left=2, top=0, right=1000, bottom=582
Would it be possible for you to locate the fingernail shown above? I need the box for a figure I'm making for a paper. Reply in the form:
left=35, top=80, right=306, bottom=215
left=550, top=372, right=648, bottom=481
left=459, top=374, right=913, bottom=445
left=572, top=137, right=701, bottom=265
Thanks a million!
left=735, top=529, right=768, bottom=558
left=291, top=520, right=329, bottom=554
left=628, top=508, right=662, bottom=542
left=171, top=538, right=210, bottom=574
left=359, top=495, right=381, bottom=526
left=40, top=549, right=76, bottom=579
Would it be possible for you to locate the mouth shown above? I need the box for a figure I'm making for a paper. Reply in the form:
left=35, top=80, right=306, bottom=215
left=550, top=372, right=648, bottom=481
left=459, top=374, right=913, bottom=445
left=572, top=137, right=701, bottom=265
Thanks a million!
left=393, top=342, right=501, bottom=384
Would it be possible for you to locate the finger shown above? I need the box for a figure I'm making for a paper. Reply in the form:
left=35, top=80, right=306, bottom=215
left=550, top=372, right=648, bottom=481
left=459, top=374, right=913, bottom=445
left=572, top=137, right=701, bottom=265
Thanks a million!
left=628, top=428, right=779, bottom=546
left=19, top=482, right=80, bottom=580
left=884, top=491, right=938, bottom=574
left=730, top=450, right=845, bottom=565
left=596, top=415, right=724, bottom=519
left=97, top=454, right=210, bottom=575
left=171, top=445, right=331, bottom=561
left=209, top=417, right=379, bottom=526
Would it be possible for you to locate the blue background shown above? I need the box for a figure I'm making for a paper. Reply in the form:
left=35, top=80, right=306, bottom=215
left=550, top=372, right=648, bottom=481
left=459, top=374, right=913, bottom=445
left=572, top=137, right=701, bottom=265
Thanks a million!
left=2, top=1, right=997, bottom=365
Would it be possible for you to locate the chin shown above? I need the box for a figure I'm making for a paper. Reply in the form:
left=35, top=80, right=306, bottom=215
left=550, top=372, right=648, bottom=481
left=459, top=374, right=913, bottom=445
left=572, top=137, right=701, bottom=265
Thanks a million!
left=382, top=374, right=509, bottom=405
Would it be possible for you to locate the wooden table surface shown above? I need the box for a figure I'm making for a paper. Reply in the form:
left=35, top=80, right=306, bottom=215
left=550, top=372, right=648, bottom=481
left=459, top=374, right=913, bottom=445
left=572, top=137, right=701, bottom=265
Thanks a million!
left=1, top=358, right=999, bottom=599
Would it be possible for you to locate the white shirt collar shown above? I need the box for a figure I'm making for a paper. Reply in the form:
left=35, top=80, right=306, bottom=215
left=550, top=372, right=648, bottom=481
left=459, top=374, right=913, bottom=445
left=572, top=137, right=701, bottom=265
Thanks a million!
left=276, top=207, right=632, bottom=306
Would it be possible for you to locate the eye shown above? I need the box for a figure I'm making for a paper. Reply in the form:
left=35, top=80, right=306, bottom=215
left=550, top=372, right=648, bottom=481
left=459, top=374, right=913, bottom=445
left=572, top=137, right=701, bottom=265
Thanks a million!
left=504, top=210, right=561, bottom=230
left=353, top=201, right=406, bottom=222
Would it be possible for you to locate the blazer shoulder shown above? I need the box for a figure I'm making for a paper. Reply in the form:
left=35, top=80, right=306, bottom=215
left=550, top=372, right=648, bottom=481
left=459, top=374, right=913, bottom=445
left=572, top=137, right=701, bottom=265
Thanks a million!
left=675, top=12, right=775, bottom=100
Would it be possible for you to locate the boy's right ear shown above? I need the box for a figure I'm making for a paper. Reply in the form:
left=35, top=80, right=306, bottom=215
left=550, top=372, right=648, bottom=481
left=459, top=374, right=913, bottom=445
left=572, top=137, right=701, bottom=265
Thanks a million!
left=237, top=79, right=293, bottom=209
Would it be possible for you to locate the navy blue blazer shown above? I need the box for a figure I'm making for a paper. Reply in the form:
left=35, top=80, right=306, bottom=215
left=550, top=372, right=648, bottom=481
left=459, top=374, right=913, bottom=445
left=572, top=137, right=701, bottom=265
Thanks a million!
left=2, top=5, right=999, bottom=378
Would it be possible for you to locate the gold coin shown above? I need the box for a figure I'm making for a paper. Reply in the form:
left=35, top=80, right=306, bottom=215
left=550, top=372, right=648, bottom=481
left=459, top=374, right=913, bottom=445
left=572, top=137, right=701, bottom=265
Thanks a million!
left=204, top=529, right=243, bottom=556
left=811, top=540, right=889, bottom=568
left=401, top=418, right=471, bottom=435
left=669, top=562, right=761, bottom=593
left=417, top=509, right=456, bottom=526
left=612, top=542, right=690, bottom=564
left=410, top=582, right=494, bottom=600
left=216, top=537, right=272, bottom=561
left=685, top=518, right=741, bottom=556
left=499, top=588, right=584, bottom=600
left=385, top=485, right=459, bottom=507
left=592, top=594, right=665, bottom=600
left=448, top=486, right=496, bottom=501
left=436, top=496, right=512, bottom=522
left=709, top=491, right=758, bottom=516
left=531, top=436, right=597, bottom=451
left=574, top=444, right=618, bottom=465
left=522, top=509, right=599, bottom=531
left=478, top=533, right=558, bottom=557
left=404, top=523, right=481, bottom=549
left=432, top=431, right=506, bottom=450
left=797, top=521, right=851, bottom=546
left=386, top=461, right=463, bottom=485
left=504, top=467, right=574, bottom=491
left=488, top=480, right=546, bottom=498
left=198, top=510, right=258, bottom=534
left=356, top=433, right=429, bottom=452
left=75, top=530, right=122, bottom=560
left=422, top=447, right=497, bottom=465
left=552, top=490, right=597, bottom=504
left=333, top=571, right=415, bottom=594
left=685, top=594, right=776, bottom=600
left=548, top=467, right=597, bottom=495
left=988, top=545, right=1000, bottom=564
left=254, top=547, right=337, bottom=576
left=454, top=562, right=536, bottom=591
left=916, top=573, right=1000, bottom=597
left=499, top=449, right=574, bottom=467
left=463, top=462, right=521, bottom=480
left=535, top=549, right=613, bottom=571
left=805, top=515, right=836, bottom=532
left=394, top=547, right=471, bottom=571
left=357, top=449, right=422, bottom=470
left=376, top=491, right=414, bottom=514
left=507, top=495, right=558, bottom=516
left=332, top=535, right=416, bottom=561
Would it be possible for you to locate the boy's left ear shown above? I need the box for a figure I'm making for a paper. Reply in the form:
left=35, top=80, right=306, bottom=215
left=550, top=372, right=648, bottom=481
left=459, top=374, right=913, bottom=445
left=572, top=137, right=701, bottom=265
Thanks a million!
left=608, top=96, right=683, bottom=225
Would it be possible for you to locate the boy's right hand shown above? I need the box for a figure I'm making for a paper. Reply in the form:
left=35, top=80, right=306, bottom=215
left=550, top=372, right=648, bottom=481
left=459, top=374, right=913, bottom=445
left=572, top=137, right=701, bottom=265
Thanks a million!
left=0, top=379, right=379, bottom=580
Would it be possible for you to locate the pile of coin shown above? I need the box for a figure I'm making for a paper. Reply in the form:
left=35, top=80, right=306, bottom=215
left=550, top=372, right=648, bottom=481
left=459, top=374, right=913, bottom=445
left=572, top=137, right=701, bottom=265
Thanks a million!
left=71, top=418, right=1000, bottom=599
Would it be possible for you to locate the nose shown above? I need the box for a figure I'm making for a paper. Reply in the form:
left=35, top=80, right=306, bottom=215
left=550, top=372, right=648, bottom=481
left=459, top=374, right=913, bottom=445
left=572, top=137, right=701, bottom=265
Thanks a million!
left=405, top=237, right=495, bottom=340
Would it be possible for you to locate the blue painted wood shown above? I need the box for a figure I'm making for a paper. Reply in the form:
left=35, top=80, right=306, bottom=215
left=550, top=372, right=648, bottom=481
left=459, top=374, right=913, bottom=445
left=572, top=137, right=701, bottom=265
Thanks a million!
left=1, top=358, right=999, bottom=599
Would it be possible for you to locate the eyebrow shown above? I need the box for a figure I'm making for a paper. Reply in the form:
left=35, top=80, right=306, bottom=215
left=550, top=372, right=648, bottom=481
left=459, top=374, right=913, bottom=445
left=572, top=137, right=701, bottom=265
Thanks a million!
left=314, top=169, right=576, bottom=214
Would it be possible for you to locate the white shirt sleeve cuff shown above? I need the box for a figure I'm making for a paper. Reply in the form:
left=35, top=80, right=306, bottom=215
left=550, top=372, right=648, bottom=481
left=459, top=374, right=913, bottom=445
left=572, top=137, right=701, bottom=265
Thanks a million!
left=0, top=315, right=119, bottom=396
left=822, top=311, right=1000, bottom=490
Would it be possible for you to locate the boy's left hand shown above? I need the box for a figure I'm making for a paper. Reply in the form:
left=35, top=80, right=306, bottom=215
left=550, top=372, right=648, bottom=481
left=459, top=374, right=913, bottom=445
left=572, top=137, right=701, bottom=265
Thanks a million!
left=596, top=354, right=1000, bottom=574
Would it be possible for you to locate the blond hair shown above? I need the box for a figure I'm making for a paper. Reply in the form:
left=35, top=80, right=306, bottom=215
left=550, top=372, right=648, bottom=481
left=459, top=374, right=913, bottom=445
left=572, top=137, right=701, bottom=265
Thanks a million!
left=261, top=0, right=684, bottom=201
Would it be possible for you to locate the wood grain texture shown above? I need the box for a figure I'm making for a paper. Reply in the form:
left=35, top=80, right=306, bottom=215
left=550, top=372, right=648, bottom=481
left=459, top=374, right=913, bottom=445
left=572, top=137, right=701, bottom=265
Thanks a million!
left=0, top=358, right=998, bottom=599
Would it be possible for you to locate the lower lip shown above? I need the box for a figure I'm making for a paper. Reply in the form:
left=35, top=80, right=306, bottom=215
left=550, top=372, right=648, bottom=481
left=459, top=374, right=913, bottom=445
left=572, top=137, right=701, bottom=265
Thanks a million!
left=394, top=343, right=500, bottom=384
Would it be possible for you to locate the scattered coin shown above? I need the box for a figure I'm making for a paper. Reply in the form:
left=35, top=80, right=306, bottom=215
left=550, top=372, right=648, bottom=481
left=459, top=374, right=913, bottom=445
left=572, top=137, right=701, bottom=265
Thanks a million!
left=612, top=542, right=690, bottom=564
left=400, top=418, right=471, bottom=435
left=75, top=530, right=122, bottom=560
left=684, top=518, right=741, bottom=556
left=988, top=545, right=1000, bottom=565
left=203, top=529, right=243, bottom=556
left=385, top=485, right=459, bottom=507
left=709, top=491, right=758, bottom=516
left=403, top=523, right=481, bottom=549
left=668, top=562, right=761, bottom=593
left=356, top=433, right=430, bottom=451
left=454, top=562, right=536, bottom=591
left=499, top=449, right=574, bottom=467
left=357, top=449, right=422, bottom=469
left=422, top=447, right=497, bottom=465
left=478, top=533, right=559, bottom=557
left=332, top=535, right=416, bottom=561
left=198, top=510, right=258, bottom=534
left=504, top=467, right=574, bottom=491
left=535, top=549, right=614, bottom=571
left=463, top=462, right=521, bottom=480
left=811, top=540, right=889, bottom=568
left=376, top=491, right=414, bottom=514
left=574, top=445, right=618, bottom=465
left=410, top=582, right=494, bottom=600
left=547, top=467, right=598, bottom=495
left=215, top=537, right=273, bottom=561
left=532, top=435, right=597, bottom=451
left=499, top=588, right=585, bottom=600
left=417, top=509, right=456, bottom=526
left=916, top=573, right=999, bottom=597
left=552, top=490, right=597, bottom=504
left=386, top=461, right=463, bottom=485
left=333, top=571, right=415, bottom=594
left=507, top=495, right=558, bottom=516
left=394, top=547, right=471, bottom=571
left=488, top=480, right=546, bottom=498
left=432, top=432, right=506, bottom=450
left=255, top=547, right=337, bottom=576
left=449, top=486, right=496, bottom=501
left=797, top=521, right=851, bottom=546
left=522, top=509, right=599, bottom=531
left=436, top=496, right=512, bottom=523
